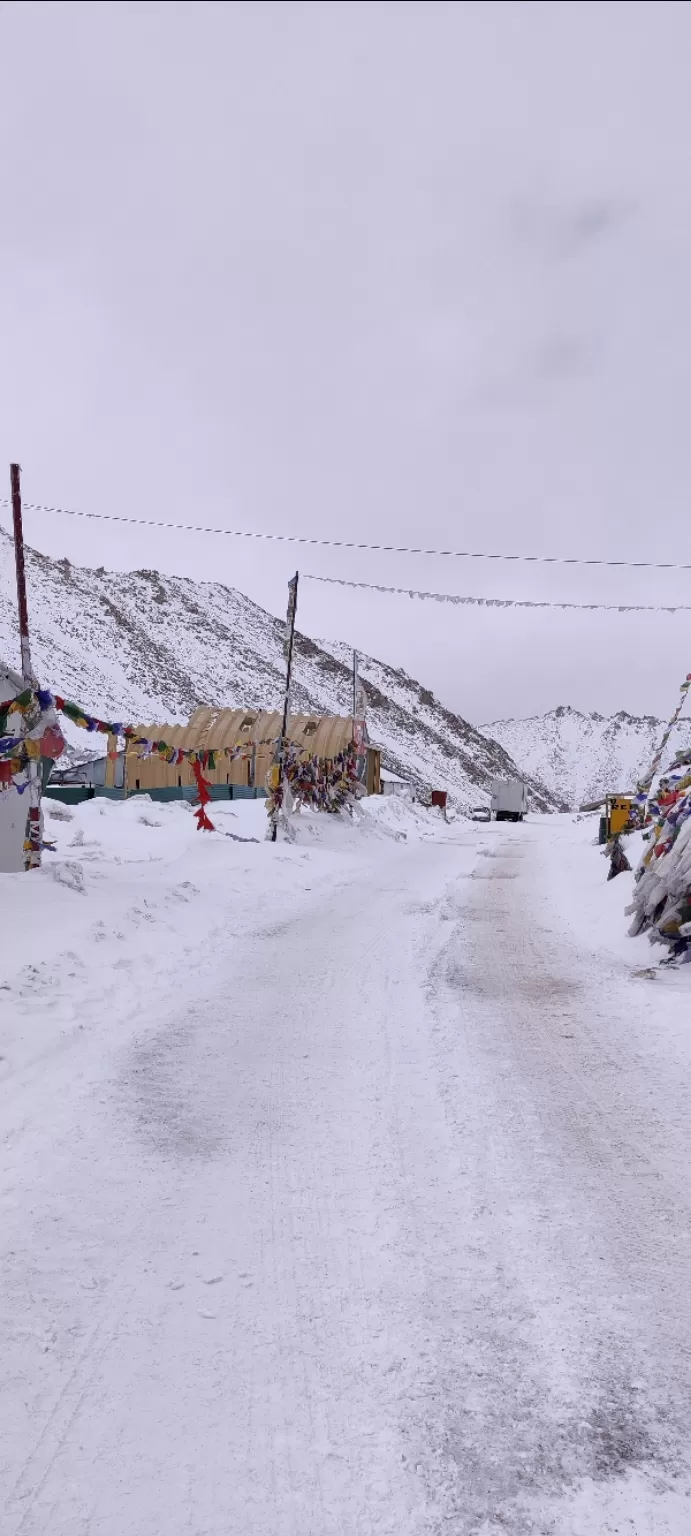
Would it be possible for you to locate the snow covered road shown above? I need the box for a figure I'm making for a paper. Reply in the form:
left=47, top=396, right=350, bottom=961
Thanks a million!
left=3, top=810, right=691, bottom=1534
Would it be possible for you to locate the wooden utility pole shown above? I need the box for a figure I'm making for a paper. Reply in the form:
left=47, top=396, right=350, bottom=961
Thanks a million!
left=271, top=571, right=299, bottom=843
left=10, top=464, right=41, bottom=868
left=11, top=464, right=33, bottom=684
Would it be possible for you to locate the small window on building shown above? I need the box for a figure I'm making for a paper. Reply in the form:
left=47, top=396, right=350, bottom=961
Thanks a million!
left=304, top=721, right=318, bottom=737
left=240, top=715, right=254, bottom=731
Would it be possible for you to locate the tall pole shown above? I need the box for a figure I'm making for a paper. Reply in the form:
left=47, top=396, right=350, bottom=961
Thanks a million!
left=352, top=649, right=357, bottom=720
left=11, top=464, right=33, bottom=684
left=10, top=464, right=41, bottom=869
left=271, top=571, right=299, bottom=843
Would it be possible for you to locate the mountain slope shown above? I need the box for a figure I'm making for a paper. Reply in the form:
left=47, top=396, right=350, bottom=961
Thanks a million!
left=0, top=526, right=560, bottom=811
left=483, top=704, right=691, bottom=809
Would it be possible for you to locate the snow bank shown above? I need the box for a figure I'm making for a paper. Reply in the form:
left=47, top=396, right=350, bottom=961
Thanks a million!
left=534, top=815, right=661, bottom=974
left=533, top=803, right=691, bottom=981
left=0, top=793, right=444, bottom=1083
left=0, top=797, right=348, bottom=1081
left=356, top=793, right=445, bottom=840
left=270, top=791, right=448, bottom=849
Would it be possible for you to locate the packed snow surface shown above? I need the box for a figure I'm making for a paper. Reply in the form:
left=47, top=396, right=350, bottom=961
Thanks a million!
left=2, top=798, right=691, bottom=1533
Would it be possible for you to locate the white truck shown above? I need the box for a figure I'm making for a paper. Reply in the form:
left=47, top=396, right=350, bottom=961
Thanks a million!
left=490, top=777, right=528, bottom=823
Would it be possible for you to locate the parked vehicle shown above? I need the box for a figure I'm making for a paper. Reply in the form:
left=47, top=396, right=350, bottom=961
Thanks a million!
left=470, top=805, right=491, bottom=822
left=490, top=778, right=528, bottom=823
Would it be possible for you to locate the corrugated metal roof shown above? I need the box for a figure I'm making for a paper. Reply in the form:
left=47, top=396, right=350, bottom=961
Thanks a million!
left=128, top=709, right=362, bottom=758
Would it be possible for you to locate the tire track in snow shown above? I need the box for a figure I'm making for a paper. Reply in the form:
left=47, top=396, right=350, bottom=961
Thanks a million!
left=6, top=825, right=690, bottom=1533
left=415, top=825, right=691, bottom=1532
left=5, top=1282, right=135, bottom=1536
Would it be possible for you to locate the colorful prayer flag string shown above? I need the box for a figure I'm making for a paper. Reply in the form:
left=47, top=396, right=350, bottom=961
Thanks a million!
left=634, top=673, right=691, bottom=816
left=0, top=686, right=364, bottom=824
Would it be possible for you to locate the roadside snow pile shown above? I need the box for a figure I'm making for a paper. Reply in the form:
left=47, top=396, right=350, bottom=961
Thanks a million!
left=0, top=793, right=442, bottom=1082
left=0, top=797, right=352, bottom=1080
left=627, top=750, right=691, bottom=964
left=279, top=792, right=444, bottom=847
left=357, top=794, right=445, bottom=840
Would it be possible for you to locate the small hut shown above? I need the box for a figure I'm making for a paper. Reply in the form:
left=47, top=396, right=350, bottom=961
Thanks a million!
left=380, top=769, right=412, bottom=800
left=106, top=709, right=381, bottom=798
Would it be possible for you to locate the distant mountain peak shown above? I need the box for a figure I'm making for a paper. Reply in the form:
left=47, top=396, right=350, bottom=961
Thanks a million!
left=484, top=704, right=688, bottom=808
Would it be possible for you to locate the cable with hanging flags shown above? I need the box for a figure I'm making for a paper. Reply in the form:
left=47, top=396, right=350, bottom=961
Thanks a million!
left=3, top=495, right=691, bottom=573
left=300, top=573, right=691, bottom=613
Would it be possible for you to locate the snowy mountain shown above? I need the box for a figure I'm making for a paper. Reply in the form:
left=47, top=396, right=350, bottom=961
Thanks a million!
left=483, top=704, right=691, bottom=809
left=0, top=526, right=560, bottom=812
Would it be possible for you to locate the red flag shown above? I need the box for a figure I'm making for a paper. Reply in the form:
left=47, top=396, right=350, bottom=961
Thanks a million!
left=192, top=758, right=215, bottom=832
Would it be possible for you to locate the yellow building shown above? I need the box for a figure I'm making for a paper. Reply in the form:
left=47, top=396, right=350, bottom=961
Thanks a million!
left=107, top=709, right=380, bottom=797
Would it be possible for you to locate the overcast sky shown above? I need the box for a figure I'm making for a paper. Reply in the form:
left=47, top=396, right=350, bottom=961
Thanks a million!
left=2, top=0, right=691, bottom=724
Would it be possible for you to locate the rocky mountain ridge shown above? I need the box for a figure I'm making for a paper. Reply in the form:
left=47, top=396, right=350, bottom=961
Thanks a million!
left=484, top=703, right=691, bottom=808
left=0, top=526, right=560, bottom=812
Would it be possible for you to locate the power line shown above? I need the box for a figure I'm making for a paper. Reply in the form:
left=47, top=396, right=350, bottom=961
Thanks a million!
left=1, top=495, right=691, bottom=574
left=302, top=573, right=691, bottom=614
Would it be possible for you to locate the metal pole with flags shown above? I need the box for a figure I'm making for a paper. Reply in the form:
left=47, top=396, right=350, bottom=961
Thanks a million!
left=352, top=651, right=366, bottom=724
left=10, top=463, right=42, bottom=869
left=637, top=671, right=691, bottom=822
left=271, top=571, right=299, bottom=843
left=352, top=649, right=368, bottom=789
